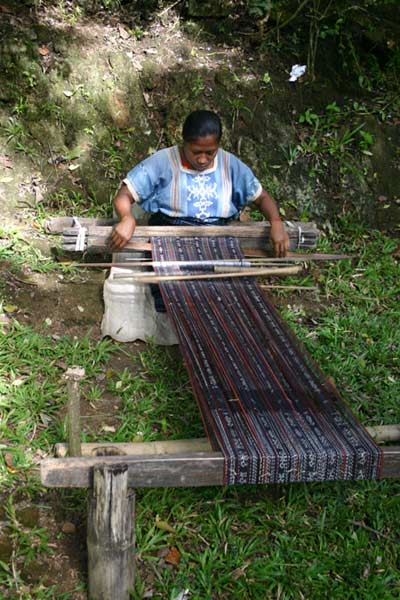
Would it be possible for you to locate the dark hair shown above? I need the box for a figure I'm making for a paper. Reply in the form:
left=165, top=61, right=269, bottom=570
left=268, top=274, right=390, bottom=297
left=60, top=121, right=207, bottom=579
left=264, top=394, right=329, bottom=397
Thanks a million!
left=182, top=110, right=222, bottom=142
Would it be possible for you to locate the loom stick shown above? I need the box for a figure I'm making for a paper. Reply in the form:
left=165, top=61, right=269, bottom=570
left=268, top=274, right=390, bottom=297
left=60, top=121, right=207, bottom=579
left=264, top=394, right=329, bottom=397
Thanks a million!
left=64, top=367, right=85, bottom=457
left=62, top=252, right=351, bottom=269
left=114, top=265, right=303, bottom=284
left=214, top=265, right=298, bottom=273
left=260, top=285, right=318, bottom=291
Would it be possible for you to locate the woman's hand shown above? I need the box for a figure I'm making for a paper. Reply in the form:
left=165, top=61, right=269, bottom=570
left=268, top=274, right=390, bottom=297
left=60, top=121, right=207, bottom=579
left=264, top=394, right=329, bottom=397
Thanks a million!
left=253, top=188, right=289, bottom=257
left=111, top=184, right=136, bottom=251
left=270, top=220, right=289, bottom=257
left=110, top=214, right=136, bottom=251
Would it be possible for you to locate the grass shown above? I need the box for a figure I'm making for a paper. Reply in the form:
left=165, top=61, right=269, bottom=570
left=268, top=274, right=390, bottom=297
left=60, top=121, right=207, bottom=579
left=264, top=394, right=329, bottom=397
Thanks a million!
left=1, top=215, right=400, bottom=598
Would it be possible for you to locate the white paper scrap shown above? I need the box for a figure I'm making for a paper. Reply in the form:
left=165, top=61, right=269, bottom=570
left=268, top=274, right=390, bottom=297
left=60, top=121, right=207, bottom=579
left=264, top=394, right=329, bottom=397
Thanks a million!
left=289, top=64, right=307, bottom=82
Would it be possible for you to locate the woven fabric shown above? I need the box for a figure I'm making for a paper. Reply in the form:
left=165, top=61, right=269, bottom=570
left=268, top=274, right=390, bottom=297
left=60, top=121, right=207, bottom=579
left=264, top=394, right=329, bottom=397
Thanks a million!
left=151, top=236, right=383, bottom=485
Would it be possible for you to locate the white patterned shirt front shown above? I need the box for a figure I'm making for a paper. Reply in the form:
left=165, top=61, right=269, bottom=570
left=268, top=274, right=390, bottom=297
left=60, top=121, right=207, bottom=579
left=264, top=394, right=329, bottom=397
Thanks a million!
left=123, top=146, right=262, bottom=222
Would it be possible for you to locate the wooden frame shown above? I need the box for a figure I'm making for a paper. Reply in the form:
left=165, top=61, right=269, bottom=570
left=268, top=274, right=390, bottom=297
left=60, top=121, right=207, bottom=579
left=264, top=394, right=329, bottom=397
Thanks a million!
left=41, top=218, right=398, bottom=598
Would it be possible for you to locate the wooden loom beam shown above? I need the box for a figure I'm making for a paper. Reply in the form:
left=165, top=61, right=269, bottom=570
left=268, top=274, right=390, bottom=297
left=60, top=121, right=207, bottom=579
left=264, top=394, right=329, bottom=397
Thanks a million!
left=41, top=445, right=400, bottom=488
left=61, top=222, right=319, bottom=253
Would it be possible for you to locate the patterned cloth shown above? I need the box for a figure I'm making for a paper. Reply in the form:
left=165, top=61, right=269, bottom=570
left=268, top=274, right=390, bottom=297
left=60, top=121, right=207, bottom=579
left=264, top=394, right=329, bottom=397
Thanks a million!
left=152, top=236, right=383, bottom=485
left=123, top=146, right=262, bottom=222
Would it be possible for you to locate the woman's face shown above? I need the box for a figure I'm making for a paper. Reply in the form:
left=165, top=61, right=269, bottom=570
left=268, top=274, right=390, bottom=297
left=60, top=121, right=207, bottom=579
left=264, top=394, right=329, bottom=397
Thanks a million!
left=182, top=134, right=220, bottom=171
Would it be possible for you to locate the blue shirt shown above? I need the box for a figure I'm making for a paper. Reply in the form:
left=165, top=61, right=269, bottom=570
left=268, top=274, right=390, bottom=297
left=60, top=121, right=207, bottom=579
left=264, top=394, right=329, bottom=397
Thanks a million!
left=123, top=146, right=262, bottom=223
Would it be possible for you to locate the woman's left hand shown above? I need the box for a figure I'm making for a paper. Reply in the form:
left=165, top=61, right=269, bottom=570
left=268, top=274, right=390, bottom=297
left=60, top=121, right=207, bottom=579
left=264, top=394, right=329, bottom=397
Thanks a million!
left=270, top=220, right=290, bottom=257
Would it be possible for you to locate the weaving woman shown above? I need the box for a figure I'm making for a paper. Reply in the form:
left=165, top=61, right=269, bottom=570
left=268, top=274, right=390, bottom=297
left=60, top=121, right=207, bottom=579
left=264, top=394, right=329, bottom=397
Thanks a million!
left=111, top=110, right=289, bottom=258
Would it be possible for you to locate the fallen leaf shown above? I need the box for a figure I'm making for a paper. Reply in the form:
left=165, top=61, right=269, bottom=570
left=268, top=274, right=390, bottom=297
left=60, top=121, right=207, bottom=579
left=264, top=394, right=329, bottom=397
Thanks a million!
left=45, top=317, right=52, bottom=326
left=39, top=413, right=52, bottom=426
left=0, top=155, right=13, bottom=169
left=391, top=246, right=400, bottom=259
left=118, top=24, right=130, bottom=39
left=231, top=561, right=251, bottom=579
left=63, top=90, right=74, bottom=97
left=77, top=305, right=84, bottom=312
left=172, top=590, right=191, bottom=600
left=0, top=313, right=9, bottom=326
left=4, top=304, right=17, bottom=313
left=62, top=521, right=76, bottom=534
left=38, top=45, right=50, bottom=56
left=101, top=425, right=116, bottom=433
left=4, top=452, right=14, bottom=469
left=68, top=164, right=80, bottom=171
left=155, top=515, right=176, bottom=534
left=165, top=546, right=181, bottom=567
left=12, top=378, right=26, bottom=387
left=239, top=207, right=252, bottom=222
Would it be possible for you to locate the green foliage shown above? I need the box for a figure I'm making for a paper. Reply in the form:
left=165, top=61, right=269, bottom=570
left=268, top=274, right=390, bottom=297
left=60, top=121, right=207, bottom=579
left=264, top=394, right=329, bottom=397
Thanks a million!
left=280, top=101, right=377, bottom=178
left=247, top=0, right=273, bottom=18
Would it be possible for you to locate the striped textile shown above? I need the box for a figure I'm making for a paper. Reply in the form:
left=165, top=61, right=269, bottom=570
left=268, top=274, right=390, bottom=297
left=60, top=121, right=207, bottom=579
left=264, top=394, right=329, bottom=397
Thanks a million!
left=151, top=236, right=383, bottom=485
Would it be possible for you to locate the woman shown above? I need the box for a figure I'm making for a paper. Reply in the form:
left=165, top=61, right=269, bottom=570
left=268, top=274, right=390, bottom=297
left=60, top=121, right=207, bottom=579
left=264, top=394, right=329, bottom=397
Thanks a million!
left=111, top=110, right=289, bottom=257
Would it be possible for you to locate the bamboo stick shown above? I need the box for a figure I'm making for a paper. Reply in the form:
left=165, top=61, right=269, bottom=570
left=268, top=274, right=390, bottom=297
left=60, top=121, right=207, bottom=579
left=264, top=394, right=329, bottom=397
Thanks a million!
left=64, top=367, right=85, bottom=458
left=260, top=285, right=318, bottom=291
left=62, top=252, right=351, bottom=269
left=113, top=265, right=302, bottom=284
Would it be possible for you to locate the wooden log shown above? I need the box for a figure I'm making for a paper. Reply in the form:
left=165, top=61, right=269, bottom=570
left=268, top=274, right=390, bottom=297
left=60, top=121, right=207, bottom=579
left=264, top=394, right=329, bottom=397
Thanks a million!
left=87, top=464, right=135, bottom=600
left=55, top=437, right=212, bottom=458
left=42, top=452, right=224, bottom=487
left=46, top=216, right=117, bottom=233
left=366, top=425, right=400, bottom=443
left=40, top=445, right=400, bottom=488
left=62, top=222, right=318, bottom=238
left=64, top=367, right=85, bottom=457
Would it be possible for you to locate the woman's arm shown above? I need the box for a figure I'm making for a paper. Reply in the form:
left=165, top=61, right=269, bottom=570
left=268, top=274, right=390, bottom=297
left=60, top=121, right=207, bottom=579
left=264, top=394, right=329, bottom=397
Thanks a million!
left=110, top=184, right=137, bottom=251
left=253, top=188, right=289, bottom=257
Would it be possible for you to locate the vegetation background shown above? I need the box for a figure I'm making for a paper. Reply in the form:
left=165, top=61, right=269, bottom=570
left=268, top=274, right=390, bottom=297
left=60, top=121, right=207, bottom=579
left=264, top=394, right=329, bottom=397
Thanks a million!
left=0, top=0, right=399, bottom=598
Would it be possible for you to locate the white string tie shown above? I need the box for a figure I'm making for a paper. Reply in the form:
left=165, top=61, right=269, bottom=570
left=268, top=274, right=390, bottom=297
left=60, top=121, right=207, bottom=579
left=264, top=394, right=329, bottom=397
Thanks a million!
left=72, top=216, right=87, bottom=251
left=298, top=225, right=304, bottom=247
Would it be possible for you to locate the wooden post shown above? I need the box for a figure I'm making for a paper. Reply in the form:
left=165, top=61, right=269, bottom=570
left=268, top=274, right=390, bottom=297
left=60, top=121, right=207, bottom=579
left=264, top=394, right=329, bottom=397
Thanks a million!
left=64, top=366, right=85, bottom=457
left=87, top=464, right=135, bottom=600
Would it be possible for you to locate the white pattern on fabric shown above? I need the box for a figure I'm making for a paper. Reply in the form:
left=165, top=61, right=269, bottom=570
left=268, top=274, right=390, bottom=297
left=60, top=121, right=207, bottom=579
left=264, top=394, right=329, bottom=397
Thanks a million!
left=187, top=174, right=219, bottom=220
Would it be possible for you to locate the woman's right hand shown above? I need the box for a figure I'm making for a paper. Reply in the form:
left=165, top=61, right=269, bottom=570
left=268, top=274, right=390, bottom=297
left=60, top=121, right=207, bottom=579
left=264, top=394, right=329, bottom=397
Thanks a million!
left=110, top=214, right=136, bottom=251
